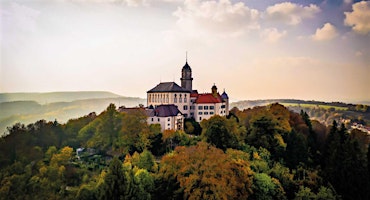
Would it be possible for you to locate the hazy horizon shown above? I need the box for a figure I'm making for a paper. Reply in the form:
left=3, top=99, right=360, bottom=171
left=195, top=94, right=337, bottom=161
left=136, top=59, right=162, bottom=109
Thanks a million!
left=1, top=0, right=370, bottom=103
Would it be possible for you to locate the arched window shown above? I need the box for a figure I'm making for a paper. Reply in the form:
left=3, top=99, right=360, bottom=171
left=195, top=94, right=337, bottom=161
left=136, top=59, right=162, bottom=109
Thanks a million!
left=174, top=94, right=177, bottom=103
left=148, top=94, right=151, bottom=102
left=184, top=94, right=187, bottom=103
left=179, top=94, right=182, bottom=103
left=166, top=94, right=169, bottom=103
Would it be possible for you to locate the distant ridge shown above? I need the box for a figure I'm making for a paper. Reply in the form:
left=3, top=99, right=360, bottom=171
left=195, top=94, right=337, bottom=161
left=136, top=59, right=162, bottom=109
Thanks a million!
left=0, top=91, right=123, bottom=104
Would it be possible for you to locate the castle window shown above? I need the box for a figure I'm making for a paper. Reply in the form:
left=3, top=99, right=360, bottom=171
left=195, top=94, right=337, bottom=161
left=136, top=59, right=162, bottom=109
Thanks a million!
left=166, top=94, right=169, bottom=103
left=184, top=94, right=187, bottom=103
left=204, top=106, right=209, bottom=110
left=210, top=112, right=214, bottom=115
left=184, top=105, right=188, bottom=110
left=198, top=112, right=203, bottom=115
left=221, top=105, right=226, bottom=108
left=179, top=94, right=182, bottom=103
left=199, top=117, right=202, bottom=121
left=174, top=94, right=177, bottom=103
left=210, top=106, right=215, bottom=110
left=198, top=106, right=203, bottom=110
left=158, top=118, right=160, bottom=122
left=168, top=118, right=170, bottom=121
left=204, top=112, right=209, bottom=115
left=151, top=118, right=154, bottom=121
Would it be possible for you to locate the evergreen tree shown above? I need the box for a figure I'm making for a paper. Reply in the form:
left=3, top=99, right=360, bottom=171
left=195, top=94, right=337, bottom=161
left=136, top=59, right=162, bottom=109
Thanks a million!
left=99, top=157, right=127, bottom=200
left=285, top=130, right=308, bottom=169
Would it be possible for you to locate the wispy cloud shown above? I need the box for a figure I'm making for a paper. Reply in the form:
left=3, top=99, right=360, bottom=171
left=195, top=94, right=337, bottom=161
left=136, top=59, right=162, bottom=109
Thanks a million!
left=260, top=28, right=287, bottom=43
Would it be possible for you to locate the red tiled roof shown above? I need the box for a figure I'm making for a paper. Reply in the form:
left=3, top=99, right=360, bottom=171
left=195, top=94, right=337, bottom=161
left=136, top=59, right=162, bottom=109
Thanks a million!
left=195, top=93, right=222, bottom=104
left=190, top=92, right=198, bottom=98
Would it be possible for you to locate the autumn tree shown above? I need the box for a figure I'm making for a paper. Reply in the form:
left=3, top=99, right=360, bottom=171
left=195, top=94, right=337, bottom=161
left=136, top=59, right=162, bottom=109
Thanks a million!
left=157, top=142, right=253, bottom=200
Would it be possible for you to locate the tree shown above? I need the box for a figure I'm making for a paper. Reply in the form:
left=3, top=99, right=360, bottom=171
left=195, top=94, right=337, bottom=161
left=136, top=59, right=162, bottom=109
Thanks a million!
left=285, top=130, right=308, bottom=169
left=98, top=157, right=127, bottom=200
left=250, top=173, right=286, bottom=200
left=201, top=115, right=244, bottom=151
left=184, top=118, right=202, bottom=135
left=247, top=114, right=286, bottom=160
left=157, top=142, right=253, bottom=200
left=323, top=121, right=369, bottom=199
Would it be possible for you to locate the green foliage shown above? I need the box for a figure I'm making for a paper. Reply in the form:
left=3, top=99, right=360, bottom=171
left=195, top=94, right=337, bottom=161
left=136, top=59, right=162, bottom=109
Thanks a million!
left=183, top=118, right=202, bottom=135
left=0, top=103, right=367, bottom=200
left=98, top=157, right=126, bottom=200
left=323, top=121, right=369, bottom=200
left=247, top=113, right=286, bottom=159
left=201, top=115, right=244, bottom=151
left=250, top=173, right=286, bottom=200
left=286, top=130, right=308, bottom=169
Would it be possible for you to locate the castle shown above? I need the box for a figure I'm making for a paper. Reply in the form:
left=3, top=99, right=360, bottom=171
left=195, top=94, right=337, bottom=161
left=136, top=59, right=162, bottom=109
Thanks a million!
left=145, top=58, right=229, bottom=131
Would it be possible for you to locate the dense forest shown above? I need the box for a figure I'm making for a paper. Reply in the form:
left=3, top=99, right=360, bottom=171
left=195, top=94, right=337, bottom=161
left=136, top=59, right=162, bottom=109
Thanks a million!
left=0, top=103, right=369, bottom=199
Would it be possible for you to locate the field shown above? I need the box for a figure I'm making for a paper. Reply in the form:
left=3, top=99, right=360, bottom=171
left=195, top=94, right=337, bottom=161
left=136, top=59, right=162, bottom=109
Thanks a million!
left=281, top=103, right=348, bottom=111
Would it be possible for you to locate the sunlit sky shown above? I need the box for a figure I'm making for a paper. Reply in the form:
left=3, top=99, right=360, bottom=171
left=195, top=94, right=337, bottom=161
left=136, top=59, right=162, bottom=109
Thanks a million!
left=1, top=0, right=370, bottom=103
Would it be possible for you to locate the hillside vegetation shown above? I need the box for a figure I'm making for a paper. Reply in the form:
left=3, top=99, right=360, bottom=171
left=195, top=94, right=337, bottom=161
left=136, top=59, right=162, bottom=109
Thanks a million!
left=0, top=103, right=368, bottom=199
left=0, top=92, right=145, bottom=135
left=231, top=99, right=370, bottom=126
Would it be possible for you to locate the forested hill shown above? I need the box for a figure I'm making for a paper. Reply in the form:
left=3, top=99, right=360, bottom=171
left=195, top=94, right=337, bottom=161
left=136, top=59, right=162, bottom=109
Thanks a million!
left=231, top=99, right=370, bottom=126
left=0, top=91, right=123, bottom=104
left=231, top=99, right=370, bottom=110
left=0, top=103, right=368, bottom=199
left=0, top=92, right=146, bottom=135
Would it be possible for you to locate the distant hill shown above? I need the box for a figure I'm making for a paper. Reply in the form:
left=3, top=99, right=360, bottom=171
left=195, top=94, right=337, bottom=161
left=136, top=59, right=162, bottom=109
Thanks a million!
left=231, top=99, right=370, bottom=127
left=0, top=92, right=146, bottom=135
left=0, top=91, right=122, bottom=104
left=230, top=99, right=369, bottom=110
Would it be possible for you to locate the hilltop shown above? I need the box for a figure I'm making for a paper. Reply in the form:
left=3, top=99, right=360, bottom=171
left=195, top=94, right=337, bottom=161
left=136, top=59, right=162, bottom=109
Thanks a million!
left=231, top=99, right=370, bottom=127
left=0, top=92, right=145, bottom=135
left=0, top=91, right=123, bottom=104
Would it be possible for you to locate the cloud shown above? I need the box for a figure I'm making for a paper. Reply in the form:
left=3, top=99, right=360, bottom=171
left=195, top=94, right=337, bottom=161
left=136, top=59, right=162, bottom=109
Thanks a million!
left=172, top=0, right=260, bottom=37
left=265, top=2, right=320, bottom=25
left=260, top=28, right=287, bottom=43
left=312, top=23, right=338, bottom=41
left=344, top=1, right=370, bottom=35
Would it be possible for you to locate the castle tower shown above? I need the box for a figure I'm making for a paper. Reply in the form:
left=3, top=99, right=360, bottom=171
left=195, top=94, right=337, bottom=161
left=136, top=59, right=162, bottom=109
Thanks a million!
left=211, top=84, right=218, bottom=97
left=180, top=55, right=193, bottom=91
left=221, top=90, right=229, bottom=116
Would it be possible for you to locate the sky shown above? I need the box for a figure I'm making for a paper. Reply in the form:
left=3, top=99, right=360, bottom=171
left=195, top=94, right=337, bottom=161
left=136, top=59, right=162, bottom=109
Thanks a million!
left=1, top=0, right=370, bottom=103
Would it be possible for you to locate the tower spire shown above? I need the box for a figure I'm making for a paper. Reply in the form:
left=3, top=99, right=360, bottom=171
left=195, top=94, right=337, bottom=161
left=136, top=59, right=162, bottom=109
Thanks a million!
left=186, top=51, right=188, bottom=63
